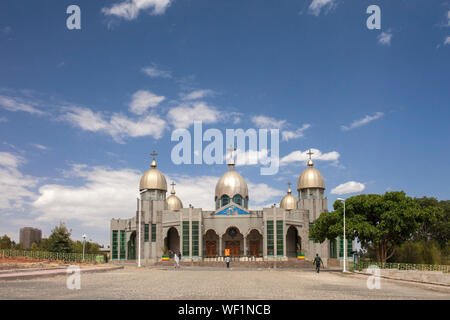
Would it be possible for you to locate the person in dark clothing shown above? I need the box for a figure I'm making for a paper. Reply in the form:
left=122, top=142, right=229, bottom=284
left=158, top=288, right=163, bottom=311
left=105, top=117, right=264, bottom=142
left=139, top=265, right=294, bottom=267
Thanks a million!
left=225, top=256, right=230, bottom=268
left=313, top=254, right=324, bottom=273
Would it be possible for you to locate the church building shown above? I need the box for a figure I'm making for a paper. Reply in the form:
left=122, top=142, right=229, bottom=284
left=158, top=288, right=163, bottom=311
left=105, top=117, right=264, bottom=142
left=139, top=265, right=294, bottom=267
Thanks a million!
left=110, top=150, right=350, bottom=266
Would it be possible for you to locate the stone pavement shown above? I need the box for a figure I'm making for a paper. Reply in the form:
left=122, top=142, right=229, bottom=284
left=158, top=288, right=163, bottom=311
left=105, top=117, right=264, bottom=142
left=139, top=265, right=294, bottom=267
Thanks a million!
left=0, top=265, right=448, bottom=300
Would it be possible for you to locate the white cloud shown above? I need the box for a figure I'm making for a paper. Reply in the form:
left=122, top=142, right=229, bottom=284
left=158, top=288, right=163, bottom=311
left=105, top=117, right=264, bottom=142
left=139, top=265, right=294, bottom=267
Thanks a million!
left=280, top=148, right=340, bottom=166
left=33, top=164, right=140, bottom=226
left=281, top=124, right=311, bottom=141
left=341, top=112, right=384, bottom=131
left=129, top=90, right=165, bottom=115
left=331, top=181, right=365, bottom=195
left=378, top=30, right=393, bottom=46
left=308, top=0, right=336, bottom=16
left=0, top=95, right=43, bottom=115
left=102, top=0, right=172, bottom=20
left=251, top=115, right=286, bottom=129
left=167, top=102, right=221, bottom=129
left=444, top=36, right=450, bottom=45
left=0, top=152, right=38, bottom=211
left=61, top=106, right=166, bottom=142
left=182, top=89, right=214, bottom=101
left=30, top=143, right=49, bottom=151
left=141, top=66, right=171, bottom=79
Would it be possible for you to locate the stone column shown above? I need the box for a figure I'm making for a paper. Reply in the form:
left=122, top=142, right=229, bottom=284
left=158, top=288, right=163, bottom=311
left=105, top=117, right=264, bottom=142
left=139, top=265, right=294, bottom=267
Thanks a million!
left=179, top=211, right=183, bottom=256
left=243, top=234, right=247, bottom=257
left=273, top=207, right=277, bottom=258
left=199, top=214, right=203, bottom=259
left=283, top=211, right=287, bottom=258
left=263, top=218, right=267, bottom=259
left=189, top=207, right=192, bottom=259
left=219, top=235, right=223, bottom=257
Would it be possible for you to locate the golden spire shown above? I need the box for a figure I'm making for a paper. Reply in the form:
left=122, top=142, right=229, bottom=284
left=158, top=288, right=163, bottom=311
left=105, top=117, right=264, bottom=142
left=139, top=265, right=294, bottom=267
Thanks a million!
left=287, top=182, right=292, bottom=194
left=170, top=181, right=176, bottom=195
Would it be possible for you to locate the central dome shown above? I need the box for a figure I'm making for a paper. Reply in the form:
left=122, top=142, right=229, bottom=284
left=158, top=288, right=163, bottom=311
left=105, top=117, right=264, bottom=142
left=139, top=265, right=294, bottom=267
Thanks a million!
left=215, top=168, right=248, bottom=199
left=139, top=159, right=168, bottom=191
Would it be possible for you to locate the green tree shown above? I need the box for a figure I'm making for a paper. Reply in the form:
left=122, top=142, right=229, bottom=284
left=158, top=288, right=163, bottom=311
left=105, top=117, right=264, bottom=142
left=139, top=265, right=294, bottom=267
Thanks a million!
left=310, top=191, right=427, bottom=263
left=30, top=242, right=39, bottom=251
left=0, top=235, right=12, bottom=249
left=46, top=222, right=73, bottom=253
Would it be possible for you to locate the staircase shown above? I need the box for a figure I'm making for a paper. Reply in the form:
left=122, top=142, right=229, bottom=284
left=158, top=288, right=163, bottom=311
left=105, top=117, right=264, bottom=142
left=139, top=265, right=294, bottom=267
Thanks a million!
left=154, top=257, right=313, bottom=269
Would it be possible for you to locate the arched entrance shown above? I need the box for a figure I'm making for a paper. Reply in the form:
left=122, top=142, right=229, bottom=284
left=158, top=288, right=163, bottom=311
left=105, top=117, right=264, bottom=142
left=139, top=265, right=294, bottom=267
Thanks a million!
left=127, top=231, right=136, bottom=260
left=286, top=226, right=301, bottom=257
left=165, top=227, right=180, bottom=255
left=246, top=229, right=263, bottom=257
left=223, top=227, right=244, bottom=256
left=204, top=229, right=219, bottom=257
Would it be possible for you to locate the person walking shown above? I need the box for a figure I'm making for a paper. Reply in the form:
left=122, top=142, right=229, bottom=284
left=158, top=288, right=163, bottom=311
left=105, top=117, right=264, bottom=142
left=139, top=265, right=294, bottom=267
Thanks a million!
left=174, top=252, right=180, bottom=269
left=313, top=254, right=324, bottom=273
left=225, top=255, right=230, bottom=269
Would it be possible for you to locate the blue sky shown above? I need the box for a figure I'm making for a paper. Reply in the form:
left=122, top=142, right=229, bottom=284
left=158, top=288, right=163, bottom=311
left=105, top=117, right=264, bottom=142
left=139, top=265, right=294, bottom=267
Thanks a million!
left=0, top=0, right=449, bottom=245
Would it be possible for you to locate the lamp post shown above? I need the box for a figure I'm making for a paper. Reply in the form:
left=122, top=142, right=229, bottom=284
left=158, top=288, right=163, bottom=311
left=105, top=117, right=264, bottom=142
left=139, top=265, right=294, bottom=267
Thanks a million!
left=337, top=198, right=347, bottom=273
left=137, top=197, right=141, bottom=268
left=82, top=233, right=87, bottom=262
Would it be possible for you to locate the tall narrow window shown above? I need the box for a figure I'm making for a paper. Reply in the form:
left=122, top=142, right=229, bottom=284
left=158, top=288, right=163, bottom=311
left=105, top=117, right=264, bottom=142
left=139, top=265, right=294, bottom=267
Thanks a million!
left=330, top=239, right=337, bottom=259
left=151, top=224, right=156, bottom=242
left=221, top=195, right=230, bottom=207
left=347, top=239, right=352, bottom=257
left=192, top=221, right=199, bottom=257
left=276, top=221, right=283, bottom=256
left=112, top=230, right=118, bottom=260
left=267, top=221, right=274, bottom=256
left=120, top=230, right=126, bottom=260
left=183, top=221, right=189, bottom=256
left=144, top=224, right=149, bottom=242
left=232, top=194, right=242, bottom=206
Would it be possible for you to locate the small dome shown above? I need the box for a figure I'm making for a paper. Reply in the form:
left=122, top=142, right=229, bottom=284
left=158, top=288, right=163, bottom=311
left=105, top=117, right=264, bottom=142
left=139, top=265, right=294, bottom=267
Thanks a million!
left=139, top=158, right=167, bottom=191
left=166, top=183, right=182, bottom=211
left=280, top=187, right=297, bottom=210
left=297, top=158, right=325, bottom=190
left=215, top=165, right=248, bottom=200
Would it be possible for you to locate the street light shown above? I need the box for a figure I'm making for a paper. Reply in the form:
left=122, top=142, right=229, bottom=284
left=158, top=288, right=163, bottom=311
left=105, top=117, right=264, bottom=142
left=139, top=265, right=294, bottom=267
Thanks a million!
left=82, top=233, right=87, bottom=262
left=336, top=198, right=347, bottom=273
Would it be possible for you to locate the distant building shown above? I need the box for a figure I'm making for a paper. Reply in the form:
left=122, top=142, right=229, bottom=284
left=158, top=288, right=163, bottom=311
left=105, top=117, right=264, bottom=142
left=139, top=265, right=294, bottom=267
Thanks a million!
left=19, top=227, right=42, bottom=249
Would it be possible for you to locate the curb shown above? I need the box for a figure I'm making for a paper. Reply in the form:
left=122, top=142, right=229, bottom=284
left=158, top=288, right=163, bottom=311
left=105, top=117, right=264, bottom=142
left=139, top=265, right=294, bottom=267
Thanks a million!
left=352, top=270, right=450, bottom=288
left=0, top=265, right=124, bottom=281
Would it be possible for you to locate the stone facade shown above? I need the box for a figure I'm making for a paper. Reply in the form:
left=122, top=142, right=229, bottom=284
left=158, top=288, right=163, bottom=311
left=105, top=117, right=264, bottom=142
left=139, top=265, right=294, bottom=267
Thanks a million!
left=110, top=157, right=335, bottom=266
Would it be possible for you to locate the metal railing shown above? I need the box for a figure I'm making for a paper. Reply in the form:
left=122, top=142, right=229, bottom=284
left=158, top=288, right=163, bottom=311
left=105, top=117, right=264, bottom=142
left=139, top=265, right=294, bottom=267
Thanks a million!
left=352, top=261, right=450, bottom=273
left=0, top=249, right=105, bottom=264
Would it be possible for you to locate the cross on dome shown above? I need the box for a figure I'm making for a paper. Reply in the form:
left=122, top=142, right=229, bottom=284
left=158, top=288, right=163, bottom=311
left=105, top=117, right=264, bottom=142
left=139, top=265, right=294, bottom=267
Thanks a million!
left=150, top=151, right=158, bottom=168
left=227, top=145, right=237, bottom=168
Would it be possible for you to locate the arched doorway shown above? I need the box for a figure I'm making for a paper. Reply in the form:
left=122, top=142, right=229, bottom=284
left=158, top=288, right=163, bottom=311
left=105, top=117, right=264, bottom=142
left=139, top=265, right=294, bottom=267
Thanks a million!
left=223, top=227, right=244, bottom=256
left=286, top=226, right=301, bottom=257
left=127, top=231, right=136, bottom=260
left=246, top=229, right=263, bottom=257
left=166, top=227, right=180, bottom=255
left=204, top=229, right=219, bottom=257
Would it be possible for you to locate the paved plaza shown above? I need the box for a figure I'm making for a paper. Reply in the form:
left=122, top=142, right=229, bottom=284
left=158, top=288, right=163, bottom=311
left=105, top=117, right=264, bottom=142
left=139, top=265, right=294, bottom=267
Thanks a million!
left=0, top=266, right=448, bottom=300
